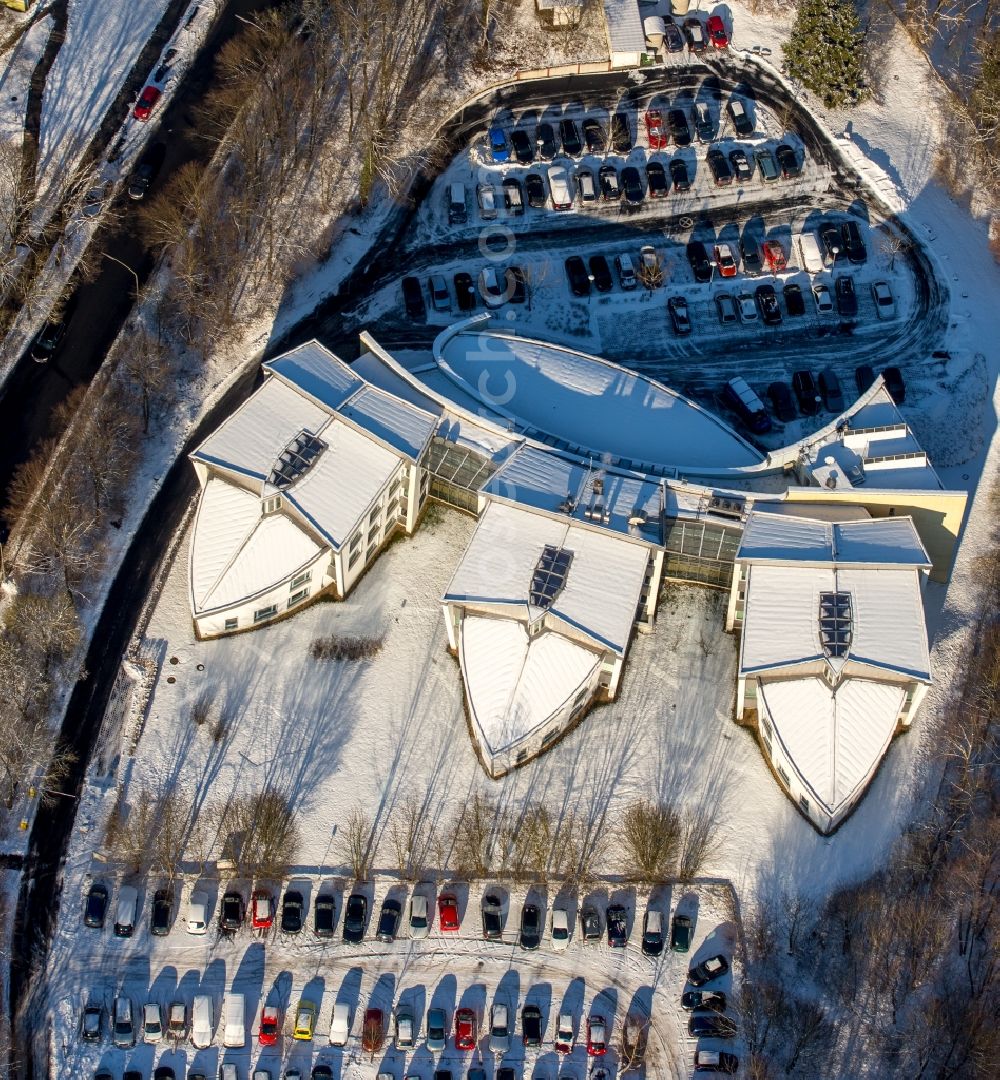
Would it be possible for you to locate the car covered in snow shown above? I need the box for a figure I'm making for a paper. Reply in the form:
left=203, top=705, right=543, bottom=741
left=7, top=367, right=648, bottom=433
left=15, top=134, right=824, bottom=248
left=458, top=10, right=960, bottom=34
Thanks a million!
left=410, top=893, right=430, bottom=938
left=872, top=280, right=895, bottom=318
left=555, top=1012, right=574, bottom=1053
left=811, top=282, right=834, bottom=313
left=694, top=1048, right=740, bottom=1073
left=477, top=183, right=497, bottom=220
left=728, top=146, right=752, bottom=182
left=489, top=1002, right=511, bottom=1053
left=722, top=377, right=772, bottom=435
left=727, top=97, right=754, bottom=136
left=716, top=293, right=738, bottom=324
left=682, top=988, right=727, bottom=1011
left=683, top=17, right=707, bottom=51
left=551, top=906, right=571, bottom=949
left=688, top=953, right=731, bottom=986
left=394, top=1008, right=415, bottom=1049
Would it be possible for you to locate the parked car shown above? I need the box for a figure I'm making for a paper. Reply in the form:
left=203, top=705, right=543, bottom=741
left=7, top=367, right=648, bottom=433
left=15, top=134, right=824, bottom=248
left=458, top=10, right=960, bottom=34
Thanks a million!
left=259, top=1004, right=280, bottom=1046
left=707, top=147, right=733, bottom=186
left=670, top=913, right=693, bottom=952
left=775, top=142, right=801, bottom=178
left=755, top=148, right=780, bottom=182
left=872, top=280, right=895, bottom=318
left=250, top=889, right=273, bottom=931
left=689, top=953, right=731, bottom=986
left=81, top=1002, right=103, bottom=1041
left=84, top=882, right=108, bottom=928
left=547, top=164, right=573, bottom=210
left=615, top=253, right=637, bottom=290
left=668, top=295, right=692, bottom=335
left=559, top=117, right=583, bottom=156
left=281, top=890, right=304, bottom=933
left=143, top=1002, right=163, bottom=1044
left=582, top=116, right=606, bottom=153
left=576, top=167, right=597, bottom=203
left=819, top=223, right=842, bottom=262
left=716, top=293, right=738, bottom=324
left=502, top=176, right=524, bottom=215
left=455, top=1006, right=477, bottom=1050
left=219, top=891, right=244, bottom=932
left=667, top=108, right=691, bottom=146
left=599, top=163, right=620, bottom=200
left=727, top=97, right=754, bottom=136
left=714, top=243, right=737, bottom=277
left=645, top=108, right=669, bottom=150
left=683, top=17, right=707, bottom=52
left=607, top=903, right=628, bottom=947
left=694, top=1048, right=740, bottom=1073
left=587, top=1014, right=608, bottom=1055
left=689, top=1013, right=738, bottom=1037
left=524, top=172, right=546, bottom=208
left=883, top=365, right=906, bottom=403
left=818, top=368, right=845, bottom=412
left=812, top=282, right=834, bottom=313
left=735, top=292, right=757, bottom=323
left=510, top=127, right=533, bottom=163
left=112, top=996, right=135, bottom=1048
left=792, top=370, right=822, bottom=415
left=343, top=893, right=367, bottom=943
left=401, top=275, right=426, bottom=319
left=855, top=363, right=876, bottom=394
left=376, top=897, right=402, bottom=942
left=395, top=1009, right=415, bottom=1049
left=150, top=889, right=171, bottom=936
left=611, top=111, right=632, bottom=152
left=409, top=893, right=430, bottom=938
left=489, top=1003, right=511, bottom=1053
left=477, top=183, right=497, bottom=220
left=482, top=892, right=503, bottom=939
left=536, top=122, right=558, bottom=160
left=589, top=254, right=613, bottom=293
left=621, top=165, right=644, bottom=205
left=686, top=241, right=712, bottom=283
left=520, top=902, right=542, bottom=949
left=642, top=909, right=665, bottom=955
left=488, top=125, right=510, bottom=163
left=741, top=235, right=763, bottom=276
left=681, top=989, right=728, bottom=1011
left=522, top=1003, right=543, bottom=1046
left=425, top=1005, right=448, bottom=1052
left=647, top=160, right=669, bottom=198
left=581, top=904, right=602, bottom=939
left=133, top=85, right=161, bottom=122
left=565, top=256, right=591, bottom=298
left=314, top=893, right=335, bottom=937
left=555, top=1012, right=574, bottom=1053
left=669, top=157, right=691, bottom=192
left=841, top=219, right=867, bottom=263
left=722, top=377, right=772, bottom=434
left=783, top=282, right=806, bottom=316
left=29, top=316, right=66, bottom=362
left=438, top=893, right=460, bottom=931
left=293, top=999, right=317, bottom=1040
left=664, top=19, right=685, bottom=52
left=835, top=274, right=858, bottom=316
left=707, top=14, right=729, bottom=47
left=639, top=245, right=660, bottom=286
left=756, top=283, right=782, bottom=325
left=767, top=381, right=797, bottom=422
left=762, top=239, right=786, bottom=273
left=127, top=143, right=165, bottom=200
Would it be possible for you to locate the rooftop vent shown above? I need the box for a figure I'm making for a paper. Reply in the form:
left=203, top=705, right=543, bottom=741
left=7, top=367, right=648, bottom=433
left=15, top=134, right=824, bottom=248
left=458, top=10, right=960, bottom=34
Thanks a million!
left=819, top=591, right=853, bottom=658
left=529, top=544, right=574, bottom=609
left=267, top=430, right=326, bottom=490
left=708, top=494, right=746, bottom=519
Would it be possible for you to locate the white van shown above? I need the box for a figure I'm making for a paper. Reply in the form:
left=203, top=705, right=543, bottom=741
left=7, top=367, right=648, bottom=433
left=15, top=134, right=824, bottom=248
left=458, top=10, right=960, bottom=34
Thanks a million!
left=547, top=164, right=573, bottom=211
left=114, top=885, right=138, bottom=937
left=330, top=1001, right=350, bottom=1046
left=191, top=994, right=213, bottom=1048
left=797, top=230, right=825, bottom=274
left=223, top=992, right=246, bottom=1048
left=186, top=890, right=208, bottom=935
left=448, top=182, right=467, bottom=225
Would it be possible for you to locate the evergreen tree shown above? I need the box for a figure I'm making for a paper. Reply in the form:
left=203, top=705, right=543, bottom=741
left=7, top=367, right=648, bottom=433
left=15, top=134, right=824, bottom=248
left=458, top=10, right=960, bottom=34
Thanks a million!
left=784, top=0, right=867, bottom=109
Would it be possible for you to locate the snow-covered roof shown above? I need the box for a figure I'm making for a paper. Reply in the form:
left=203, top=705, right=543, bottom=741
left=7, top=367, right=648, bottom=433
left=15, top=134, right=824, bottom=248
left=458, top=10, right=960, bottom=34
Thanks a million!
left=264, top=340, right=361, bottom=412
left=738, top=510, right=930, bottom=568
left=443, top=500, right=650, bottom=655
left=603, top=0, right=646, bottom=56
left=760, top=677, right=904, bottom=819
left=190, top=477, right=323, bottom=614
left=340, top=385, right=436, bottom=461
left=740, top=563, right=931, bottom=681
left=460, top=616, right=600, bottom=756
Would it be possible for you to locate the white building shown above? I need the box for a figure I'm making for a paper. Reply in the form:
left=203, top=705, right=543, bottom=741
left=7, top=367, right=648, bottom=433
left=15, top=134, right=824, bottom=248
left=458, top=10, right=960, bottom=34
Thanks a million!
left=726, top=510, right=933, bottom=833
left=188, top=341, right=436, bottom=638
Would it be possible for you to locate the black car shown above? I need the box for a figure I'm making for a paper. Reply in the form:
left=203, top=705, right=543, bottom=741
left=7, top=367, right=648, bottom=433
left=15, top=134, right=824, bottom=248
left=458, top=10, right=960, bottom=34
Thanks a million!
left=522, top=1004, right=543, bottom=1046
left=505, top=265, right=527, bottom=304
left=667, top=108, right=691, bottom=146
left=792, top=370, right=822, bottom=415
left=883, top=365, right=906, bottom=403
left=819, top=223, right=842, bottom=263
left=727, top=97, right=754, bottom=137
left=621, top=165, right=644, bottom=205
left=728, top=146, right=752, bottom=183
left=153, top=1069, right=176, bottom=1080
left=683, top=16, right=707, bottom=52
left=402, top=276, right=426, bottom=319
left=311, top=1069, right=334, bottom=1080
left=668, top=295, right=692, bottom=335
left=219, top=891, right=244, bottom=932
left=502, top=177, right=524, bottom=214
left=151, top=889, right=171, bottom=936
left=775, top=142, right=801, bottom=178
left=694, top=1049, right=740, bottom=1074
left=767, top=381, right=797, bottom=422
left=30, top=318, right=66, bottom=362
left=590, top=255, right=613, bottom=293
left=642, top=910, right=665, bottom=955
left=375, top=897, right=402, bottom=942
left=741, top=236, right=762, bottom=276
left=669, top=913, right=693, bottom=952
left=524, top=172, right=546, bottom=208
left=482, top=893, right=503, bottom=939
left=599, top=163, right=620, bottom=200
left=454, top=271, right=476, bottom=312
left=565, top=256, right=591, bottom=297
left=818, top=368, right=845, bottom=412
left=722, top=377, right=772, bottom=435
left=841, top=219, right=867, bottom=264
left=783, top=282, right=806, bottom=316
left=688, top=953, right=730, bottom=986
left=81, top=1003, right=103, bottom=1041
left=835, top=274, right=858, bottom=316
left=755, top=283, right=782, bottom=325
left=127, top=142, right=165, bottom=201
left=855, top=363, right=876, bottom=394
left=343, top=893, right=368, bottom=943
left=281, top=890, right=304, bottom=933
left=581, top=905, right=602, bottom=940
left=686, top=241, right=712, bottom=284
left=582, top=116, right=606, bottom=153
left=536, top=122, right=558, bottom=160
left=669, top=157, right=691, bottom=192
left=607, top=903, right=628, bottom=947
left=682, top=989, right=727, bottom=1011
left=647, top=160, right=669, bottom=198
left=707, top=148, right=733, bottom=186
left=314, top=893, right=336, bottom=937
left=689, top=1013, right=738, bottom=1037
left=664, top=19, right=685, bottom=52
left=559, top=118, right=583, bottom=156
left=520, top=902, right=542, bottom=949
left=510, top=127, right=534, bottom=164
left=611, top=111, right=632, bottom=152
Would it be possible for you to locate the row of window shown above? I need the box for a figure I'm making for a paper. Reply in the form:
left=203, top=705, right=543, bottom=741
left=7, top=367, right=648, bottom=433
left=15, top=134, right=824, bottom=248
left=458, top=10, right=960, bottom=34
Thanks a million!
left=761, top=714, right=811, bottom=819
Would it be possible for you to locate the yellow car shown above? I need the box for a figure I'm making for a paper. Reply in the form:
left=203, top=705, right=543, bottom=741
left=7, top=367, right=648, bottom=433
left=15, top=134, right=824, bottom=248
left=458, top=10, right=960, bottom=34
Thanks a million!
left=292, top=999, right=316, bottom=1041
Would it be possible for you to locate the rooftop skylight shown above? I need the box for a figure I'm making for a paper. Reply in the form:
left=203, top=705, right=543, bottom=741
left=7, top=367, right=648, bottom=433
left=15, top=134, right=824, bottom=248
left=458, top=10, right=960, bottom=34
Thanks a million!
left=819, top=591, right=853, bottom=658
left=529, top=545, right=574, bottom=609
left=267, top=430, right=326, bottom=490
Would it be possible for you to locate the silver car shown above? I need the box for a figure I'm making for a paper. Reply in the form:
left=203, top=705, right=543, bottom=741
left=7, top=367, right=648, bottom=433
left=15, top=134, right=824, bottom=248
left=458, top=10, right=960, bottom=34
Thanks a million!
left=489, top=1002, right=511, bottom=1054
left=410, top=894, right=429, bottom=939
left=112, top=995, right=135, bottom=1048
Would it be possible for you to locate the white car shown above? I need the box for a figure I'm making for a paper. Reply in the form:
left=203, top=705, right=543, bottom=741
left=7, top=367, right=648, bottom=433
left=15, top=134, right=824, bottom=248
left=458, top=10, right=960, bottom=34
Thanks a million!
left=477, top=183, right=497, bottom=220
left=489, top=1002, right=511, bottom=1054
left=477, top=266, right=504, bottom=309
left=395, top=1009, right=415, bottom=1049
left=551, top=907, right=570, bottom=951
left=812, top=282, right=834, bottom=313
left=871, top=280, right=895, bottom=318
left=330, top=1001, right=350, bottom=1046
left=410, top=894, right=430, bottom=938
left=191, top=994, right=213, bottom=1049
left=555, top=1011, right=574, bottom=1053
left=736, top=293, right=758, bottom=322
left=186, top=890, right=208, bottom=934
left=429, top=274, right=451, bottom=313
left=142, top=1002, right=163, bottom=1043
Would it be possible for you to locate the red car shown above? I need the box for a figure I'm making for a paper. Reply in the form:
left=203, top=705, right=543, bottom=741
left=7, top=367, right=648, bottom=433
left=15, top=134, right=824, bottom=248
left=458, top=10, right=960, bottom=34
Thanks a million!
left=362, top=1007, right=384, bottom=1053
left=587, top=1015, right=608, bottom=1056
left=133, top=85, right=162, bottom=122
left=762, top=239, right=787, bottom=273
left=455, top=1006, right=477, bottom=1050
left=643, top=109, right=668, bottom=151
left=259, top=1004, right=280, bottom=1046
left=437, top=893, right=460, bottom=931
left=714, top=243, right=738, bottom=278
left=707, top=15, right=729, bottom=49
left=252, top=890, right=274, bottom=930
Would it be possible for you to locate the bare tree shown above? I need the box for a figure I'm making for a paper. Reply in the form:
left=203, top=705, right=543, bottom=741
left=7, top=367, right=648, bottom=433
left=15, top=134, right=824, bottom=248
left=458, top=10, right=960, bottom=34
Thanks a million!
left=341, top=805, right=373, bottom=880
left=619, top=798, right=681, bottom=881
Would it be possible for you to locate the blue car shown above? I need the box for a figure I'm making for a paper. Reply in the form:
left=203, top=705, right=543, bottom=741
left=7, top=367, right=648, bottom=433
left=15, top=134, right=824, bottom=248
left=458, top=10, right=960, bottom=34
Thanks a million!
left=488, top=125, right=510, bottom=163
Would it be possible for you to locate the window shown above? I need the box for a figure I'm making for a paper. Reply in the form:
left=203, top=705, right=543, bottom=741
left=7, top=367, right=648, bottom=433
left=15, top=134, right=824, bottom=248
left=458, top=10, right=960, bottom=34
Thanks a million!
left=348, top=549, right=361, bottom=570
left=287, top=588, right=309, bottom=608
left=530, top=545, right=574, bottom=608
left=541, top=728, right=561, bottom=748
left=819, top=590, right=853, bottom=657
left=224, top=617, right=238, bottom=632
left=368, top=524, right=380, bottom=544
left=386, top=498, right=399, bottom=518
left=267, top=430, right=326, bottom=489
left=253, top=604, right=278, bottom=624
left=799, top=796, right=810, bottom=816
left=760, top=717, right=772, bottom=741
left=777, top=764, right=790, bottom=787
left=290, top=570, right=311, bottom=590
left=262, top=495, right=282, bottom=514
left=349, top=532, right=362, bottom=551
left=369, top=506, right=381, bottom=524
left=515, top=749, right=528, bottom=763
left=367, top=544, right=377, bottom=561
